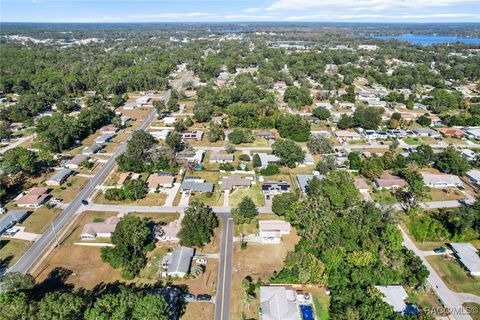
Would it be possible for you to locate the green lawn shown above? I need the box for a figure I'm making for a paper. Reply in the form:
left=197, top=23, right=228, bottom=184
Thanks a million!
left=0, top=239, right=32, bottom=268
left=371, top=189, right=397, bottom=205
left=190, top=192, right=224, bottom=206
left=404, top=137, right=423, bottom=145
left=229, top=185, right=265, bottom=207
left=463, top=303, right=480, bottom=320
left=312, top=291, right=330, bottom=320
left=427, top=255, right=480, bottom=296
left=138, top=246, right=170, bottom=284
left=233, top=213, right=279, bottom=236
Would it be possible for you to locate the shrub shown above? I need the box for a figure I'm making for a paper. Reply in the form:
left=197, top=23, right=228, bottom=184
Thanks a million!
left=239, top=154, right=250, bottom=161
left=260, top=164, right=280, bottom=176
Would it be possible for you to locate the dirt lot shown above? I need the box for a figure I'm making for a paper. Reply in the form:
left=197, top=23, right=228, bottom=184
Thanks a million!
left=230, top=229, right=300, bottom=319
left=181, top=302, right=215, bottom=320
left=94, top=192, right=167, bottom=206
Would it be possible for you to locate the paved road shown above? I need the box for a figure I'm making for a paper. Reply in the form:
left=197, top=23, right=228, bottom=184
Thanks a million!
left=0, top=134, right=34, bottom=154
left=215, top=216, right=233, bottom=320
left=8, top=91, right=168, bottom=274
left=400, top=226, right=476, bottom=320
left=85, top=203, right=273, bottom=214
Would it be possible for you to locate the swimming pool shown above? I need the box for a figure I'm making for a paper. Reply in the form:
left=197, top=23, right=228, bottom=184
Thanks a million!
left=300, top=305, right=314, bottom=320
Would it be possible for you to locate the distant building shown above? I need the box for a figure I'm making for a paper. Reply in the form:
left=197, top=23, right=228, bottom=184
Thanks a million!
left=82, top=144, right=102, bottom=155
left=259, top=286, right=300, bottom=320
left=95, top=133, right=114, bottom=145
left=157, top=220, right=181, bottom=242
left=101, top=125, right=118, bottom=135
left=181, top=131, right=203, bottom=141
left=147, top=174, right=175, bottom=192
left=296, top=174, right=324, bottom=193
left=45, top=168, right=72, bottom=186
left=80, top=216, right=120, bottom=240
left=150, top=130, right=171, bottom=140
left=257, top=153, right=280, bottom=168
left=256, top=130, right=276, bottom=140
left=466, top=169, right=480, bottom=186
left=210, top=152, right=234, bottom=163
left=136, top=95, right=151, bottom=105
left=334, top=130, right=361, bottom=143
left=65, top=154, right=88, bottom=169
left=450, top=243, right=480, bottom=276
left=375, top=286, right=411, bottom=314
left=465, top=128, right=480, bottom=141
left=180, top=178, right=214, bottom=193
left=413, top=128, right=441, bottom=138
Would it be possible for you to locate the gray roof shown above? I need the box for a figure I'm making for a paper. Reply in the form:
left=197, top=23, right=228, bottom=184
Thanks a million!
left=257, top=153, right=280, bottom=168
left=95, top=133, right=114, bottom=144
left=0, top=210, right=29, bottom=233
left=68, top=154, right=88, bottom=166
left=180, top=180, right=214, bottom=192
left=260, top=286, right=299, bottom=320
left=450, top=243, right=480, bottom=275
left=47, top=168, right=72, bottom=184
left=296, top=174, right=324, bottom=193
left=375, top=286, right=408, bottom=313
left=167, top=246, right=194, bottom=275
left=83, top=144, right=102, bottom=155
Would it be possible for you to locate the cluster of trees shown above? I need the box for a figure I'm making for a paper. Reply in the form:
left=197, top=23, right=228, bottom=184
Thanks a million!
left=270, top=171, right=429, bottom=319
left=338, top=106, right=384, bottom=130
left=36, top=103, right=114, bottom=152
left=177, top=201, right=219, bottom=247
left=271, top=139, right=305, bottom=168
left=116, top=130, right=176, bottom=173
left=228, top=129, right=254, bottom=145
left=275, top=114, right=311, bottom=142
left=0, top=273, right=172, bottom=320
left=104, top=179, right=148, bottom=201
left=408, top=199, right=480, bottom=242
left=283, top=86, right=313, bottom=108
left=232, top=197, right=258, bottom=225
left=101, top=215, right=152, bottom=279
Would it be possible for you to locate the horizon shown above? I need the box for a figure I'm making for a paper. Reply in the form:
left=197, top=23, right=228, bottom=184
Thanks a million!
left=1, top=0, right=480, bottom=24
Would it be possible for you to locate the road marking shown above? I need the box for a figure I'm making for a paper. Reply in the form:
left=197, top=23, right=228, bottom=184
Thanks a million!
left=220, top=218, right=232, bottom=320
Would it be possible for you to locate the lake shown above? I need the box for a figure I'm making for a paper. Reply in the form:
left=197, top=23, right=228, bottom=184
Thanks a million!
left=373, top=34, right=480, bottom=45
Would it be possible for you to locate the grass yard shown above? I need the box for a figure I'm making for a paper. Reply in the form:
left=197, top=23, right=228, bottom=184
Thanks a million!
left=371, top=189, right=397, bottom=205
left=348, top=139, right=367, bottom=145
left=50, top=176, right=89, bottom=202
left=404, top=137, right=423, bottom=145
left=94, top=192, right=167, bottom=206
left=137, top=246, right=170, bottom=284
left=407, top=289, right=444, bottom=311
left=234, top=213, right=280, bottom=236
left=229, top=185, right=265, bottom=207
left=463, top=303, right=480, bottom=320
left=18, top=206, right=62, bottom=234
left=421, top=137, right=438, bottom=145
left=312, top=291, right=330, bottom=320
left=427, top=188, right=465, bottom=201
left=426, top=255, right=480, bottom=296
left=229, top=229, right=299, bottom=319
left=129, top=212, right=180, bottom=224
left=190, top=192, right=224, bottom=206
left=0, top=239, right=32, bottom=268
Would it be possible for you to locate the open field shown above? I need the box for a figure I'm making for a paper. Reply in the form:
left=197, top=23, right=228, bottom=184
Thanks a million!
left=94, top=192, right=167, bottom=206
left=229, top=229, right=299, bottom=319
left=234, top=213, right=281, bottom=236
left=181, top=302, right=215, bottom=320
left=0, top=239, right=32, bottom=268
left=50, top=176, right=90, bottom=202
left=18, top=206, right=62, bottom=234
left=426, top=255, right=480, bottom=296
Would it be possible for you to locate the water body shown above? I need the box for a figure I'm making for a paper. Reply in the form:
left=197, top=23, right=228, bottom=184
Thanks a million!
left=373, top=34, right=480, bottom=45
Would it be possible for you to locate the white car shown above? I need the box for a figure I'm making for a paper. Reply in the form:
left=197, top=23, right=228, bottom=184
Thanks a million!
left=3, top=227, right=20, bottom=237
left=196, top=258, right=207, bottom=265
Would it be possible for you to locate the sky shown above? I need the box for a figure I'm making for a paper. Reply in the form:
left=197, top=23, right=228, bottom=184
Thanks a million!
left=1, top=0, right=480, bottom=23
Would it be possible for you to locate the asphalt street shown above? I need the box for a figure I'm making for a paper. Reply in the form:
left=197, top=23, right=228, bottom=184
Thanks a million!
left=215, top=215, right=233, bottom=320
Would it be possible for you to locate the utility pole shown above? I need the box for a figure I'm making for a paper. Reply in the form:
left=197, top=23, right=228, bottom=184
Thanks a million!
left=51, top=222, right=60, bottom=247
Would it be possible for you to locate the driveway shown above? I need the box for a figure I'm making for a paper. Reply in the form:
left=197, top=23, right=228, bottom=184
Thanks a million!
left=3, top=227, right=41, bottom=241
left=163, top=183, right=181, bottom=206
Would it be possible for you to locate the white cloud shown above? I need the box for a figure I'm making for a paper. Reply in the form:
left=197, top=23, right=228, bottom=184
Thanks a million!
left=283, top=12, right=480, bottom=22
left=128, top=12, right=216, bottom=20
left=224, top=14, right=276, bottom=20
left=243, top=7, right=262, bottom=13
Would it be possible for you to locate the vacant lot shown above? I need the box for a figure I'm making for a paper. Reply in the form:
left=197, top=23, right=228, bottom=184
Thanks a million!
left=229, top=229, right=299, bottom=319
left=0, top=239, right=32, bottom=267
left=234, top=213, right=281, bottom=236
left=190, top=192, right=224, bottom=207
left=229, top=185, right=265, bottom=207
left=50, top=176, right=89, bottom=202
left=427, top=188, right=465, bottom=201
left=18, top=206, right=62, bottom=234
left=94, top=192, right=167, bottom=206
left=427, top=255, right=480, bottom=296
left=181, top=302, right=215, bottom=320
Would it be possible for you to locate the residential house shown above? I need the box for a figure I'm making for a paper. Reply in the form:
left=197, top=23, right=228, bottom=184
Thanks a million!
left=461, top=149, right=476, bottom=162
left=176, top=150, right=204, bottom=164
left=123, top=102, right=138, bottom=110
left=314, top=102, right=333, bottom=111
left=101, top=125, right=118, bottom=135
left=450, top=243, right=480, bottom=276
left=300, top=153, right=315, bottom=166
left=259, top=286, right=300, bottom=320
left=221, top=175, right=251, bottom=191
left=413, top=128, right=441, bottom=138
left=150, top=130, right=171, bottom=140
left=120, top=116, right=131, bottom=126
left=375, top=286, right=411, bottom=314
left=95, top=133, right=114, bottom=145
left=163, top=117, right=177, bottom=125
left=273, top=81, right=287, bottom=90
left=181, top=131, right=203, bottom=141
left=466, top=169, right=480, bottom=186
left=135, top=95, right=151, bottom=105
left=337, top=102, right=356, bottom=109
left=15, top=188, right=50, bottom=208
left=438, top=128, right=465, bottom=139
left=0, top=210, right=29, bottom=234
left=65, top=154, right=88, bottom=169
left=465, top=128, right=480, bottom=141
left=180, top=177, right=214, bottom=193
left=421, top=173, right=462, bottom=188
left=296, top=174, right=324, bottom=193
left=210, top=152, right=234, bottom=163
left=45, top=169, right=72, bottom=186
left=334, top=130, right=361, bottom=143
left=258, top=220, right=292, bottom=244
left=165, top=246, right=195, bottom=278
left=256, top=130, right=276, bottom=140
left=80, top=216, right=120, bottom=240
left=257, top=153, right=280, bottom=168
left=157, top=220, right=181, bottom=242
left=82, top=144, right=102, bottom=155
left=374, top=173, right=407, bottom=190
left=116, top=172, right=130, bottom=187
left=147, top=174, right=175, bottom=192
left=262, top=181, right=290, bottom=195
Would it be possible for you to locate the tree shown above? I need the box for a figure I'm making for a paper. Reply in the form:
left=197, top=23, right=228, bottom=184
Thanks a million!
left=36, top=114, right=80, bottom=152
left=272, top=139, right=305, bottom=168
left=435, top=146, right=471, bottom=176
left=101, top=215, right=150, bottom=279
left=259, top=164, right=280, bottom=176
left=117, top=130, right=156, bottom=172
left=283, top=86, right=313, bottom=107
left=272, top=193, right=297, bottom=216
left=283, top=251, right=327, bottom=285
left=315, top=156, right=337, bottom=175
left=228, top=129, right=254, bottom=145
left=0, top=147, right=38, bottom=175
left=348, top=152, right=363, bottom=170
left=313, top=107, right=331, bottom=120
left=252, top=154, right=261, bottom=168
left=307, top=135, right=332, bottom=155
left=416, top=114, right=432, bottom=127
left=360, top=157, right=384, bottom=180
left=153, top=100, right=166, bottom=114
left=352, top=106, right=384, bottom=130
left=193, top=100, right=213, bottom=122
left=165, top=132, right=184, bottom=152
left=314, top=171, right=361, bottom=210
left=408, top=144, right=435, bottom=167
left=131, top=295, right=168, bottom=320
left=37, top=292, right=86, bottom=320
left=178, top=201, right=219, bottom=247
left=56, top=100, right=78, bottom=114
left=337, top=114, right=354, bottom=129
left=0, top=272, right=35, bottom=293
left=233, top=197, right=258, bottom=225
left=397, top=169, right=429, bottom=200
left=208, top=123, right=225, bottom=142
left=0, top=123, right=10, bottom=141
left=275, top=114, right=311, bottom=142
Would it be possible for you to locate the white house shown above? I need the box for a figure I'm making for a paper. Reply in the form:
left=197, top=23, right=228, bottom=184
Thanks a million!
left=450, top=243, right=480, bottom=277
left=257, top=153, right=280, bottom=168
left=375, top=286, right=409, bottom=314
left=150, top=130, right=171, bottom=140
left=421, top=173, right=462, bottom=188
left=258, top=220, right=291, bottom=244
left=259, top=286, right=300, bottom=320
left=80, top=216, right=120, bottom=240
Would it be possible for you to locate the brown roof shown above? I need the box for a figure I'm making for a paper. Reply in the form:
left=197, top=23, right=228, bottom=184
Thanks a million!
left=210, top=152, right=234, bottom=161
left=222, top=175, right=251, bottom=190
left=147, top=175, right=175, bottom=189
left=82, top=216, right=119, bottom=237
left=15, top=188, right=50, bottom=206
left=374, top=173, right=407, bottom=188
left=117, top=173, right=130, bottom=186
left=354, top=177, right=370, bottom=191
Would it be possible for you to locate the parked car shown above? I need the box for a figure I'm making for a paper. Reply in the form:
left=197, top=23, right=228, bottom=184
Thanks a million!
left=81, top=199, right=89, bottom=205
left=182, top=293, right=196, bottom=302
left=433, top=247, right=446, bottom=254
left=196, top=258, right=207, bottom=265
left=196, top=294, right=212, bottom=301
left=3, top=227, right=20, bottom=237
